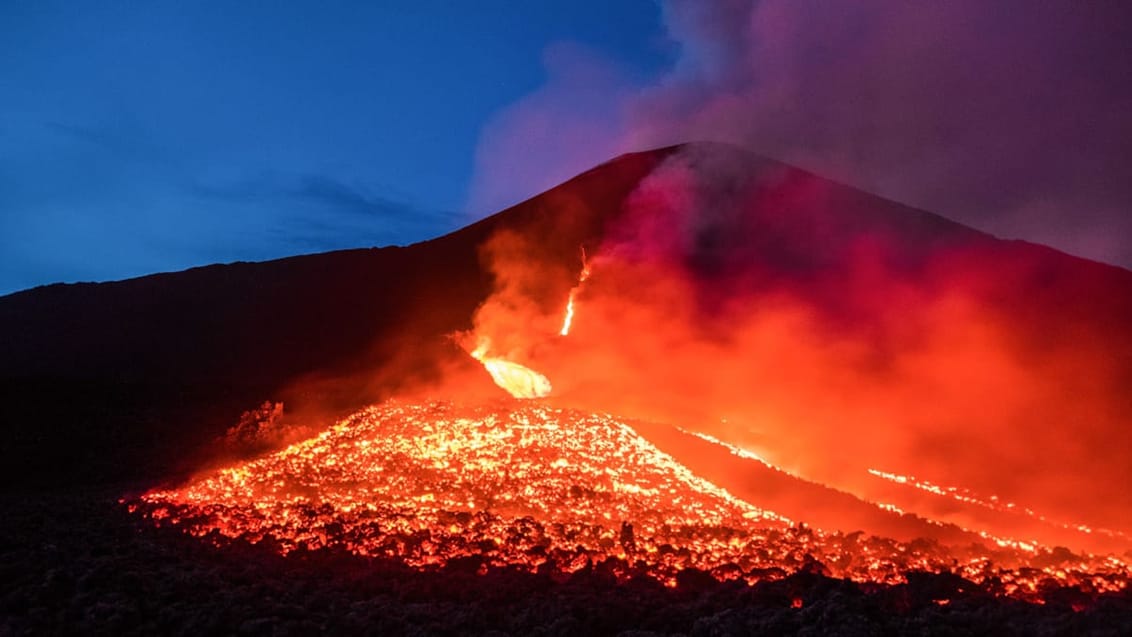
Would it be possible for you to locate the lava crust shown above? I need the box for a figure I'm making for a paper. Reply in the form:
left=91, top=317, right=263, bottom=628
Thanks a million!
left=135, top=401, right=1128, bottom=599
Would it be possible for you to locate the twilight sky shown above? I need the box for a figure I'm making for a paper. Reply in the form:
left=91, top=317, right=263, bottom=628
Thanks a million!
left=2, top=1, right=1130, bottom=295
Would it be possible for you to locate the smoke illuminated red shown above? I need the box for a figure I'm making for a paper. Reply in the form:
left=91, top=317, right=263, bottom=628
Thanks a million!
left=134, top=144, right=1132, bottom=605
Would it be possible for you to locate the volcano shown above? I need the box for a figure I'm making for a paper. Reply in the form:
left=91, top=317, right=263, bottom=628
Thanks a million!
left=3, top=142, right=1132, bottom=632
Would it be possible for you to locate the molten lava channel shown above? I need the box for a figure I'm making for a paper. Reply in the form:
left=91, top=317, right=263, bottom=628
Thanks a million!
left=135, top=401, right=1129, bottom=597
left=469, top=339, right=552, bottom=399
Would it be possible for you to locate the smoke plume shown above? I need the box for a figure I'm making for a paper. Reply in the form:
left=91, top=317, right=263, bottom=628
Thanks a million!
left=471, top=0, right=1132, bottom=270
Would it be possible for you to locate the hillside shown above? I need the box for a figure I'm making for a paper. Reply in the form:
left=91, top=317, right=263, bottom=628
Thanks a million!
left=0, top=147, right=668, bottom=487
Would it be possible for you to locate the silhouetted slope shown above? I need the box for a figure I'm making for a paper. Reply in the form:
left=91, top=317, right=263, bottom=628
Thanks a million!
left=0, top=147, right=668, bottom=488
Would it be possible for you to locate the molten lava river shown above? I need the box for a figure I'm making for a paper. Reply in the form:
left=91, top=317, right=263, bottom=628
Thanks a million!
left=133, top=400, right=1129, bottom=600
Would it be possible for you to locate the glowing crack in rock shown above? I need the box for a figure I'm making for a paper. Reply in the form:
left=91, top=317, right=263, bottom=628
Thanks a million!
left=678, top=428, right=776, bottom=468
left=867, top=468, right=1132, bottom=543
left=560, top=247, right=592, bottom=337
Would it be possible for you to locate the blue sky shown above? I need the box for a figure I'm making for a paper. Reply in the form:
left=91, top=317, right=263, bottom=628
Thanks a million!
left=4, top=1, right=1130, bottom=295
left=0, top=1, right=670, bottom=294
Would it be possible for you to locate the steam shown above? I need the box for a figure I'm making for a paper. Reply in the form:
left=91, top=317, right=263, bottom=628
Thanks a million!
left=470, top=0, right=1132, bottom=270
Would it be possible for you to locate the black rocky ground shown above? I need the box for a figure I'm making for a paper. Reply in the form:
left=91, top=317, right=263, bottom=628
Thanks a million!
left=3, top=487, right=1131, bottom=636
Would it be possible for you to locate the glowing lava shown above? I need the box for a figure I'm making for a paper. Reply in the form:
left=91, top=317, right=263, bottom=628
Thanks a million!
left=469, top=338, right=551, bottom=399
left=560, top=247, right=591, bottom=337
left=867, top=468, right=1132, bottom=544
left=134, top=401, right=1130, bottom=598
left=138, top=401, right=785, bottom=585
left=465, top=248, right=592, bottom=397
left=128, top=222, right=1132, bottom=603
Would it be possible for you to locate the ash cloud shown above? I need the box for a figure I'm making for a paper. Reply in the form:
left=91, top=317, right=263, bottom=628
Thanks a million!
left=472, top=0, right=1132, bottom=270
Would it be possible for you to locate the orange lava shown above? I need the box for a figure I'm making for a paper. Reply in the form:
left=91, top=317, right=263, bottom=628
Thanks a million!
left=560, top=247, right=591, bottom=337
left=135, top=401, right=1129, bottom=598
left=468, top=338, right=552, bottom=399
left=867, top=468, right=1132, bottom=545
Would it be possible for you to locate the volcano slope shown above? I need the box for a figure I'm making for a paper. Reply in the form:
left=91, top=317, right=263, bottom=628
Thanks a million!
left=0, top=147, right=664, bottom=488
left=3, top=142, right=1132, bottom=633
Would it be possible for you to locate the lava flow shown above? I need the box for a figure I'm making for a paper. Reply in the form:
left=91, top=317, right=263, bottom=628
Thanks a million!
left=138, top=401, right=782, bottom=586
left=559, top=247, right=591, bottom=337
left=135, top=401, right=1130, bottom=599
left=132, top=234, right=1132, bottom=603
left=468, top=337, right=552, bottom=399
